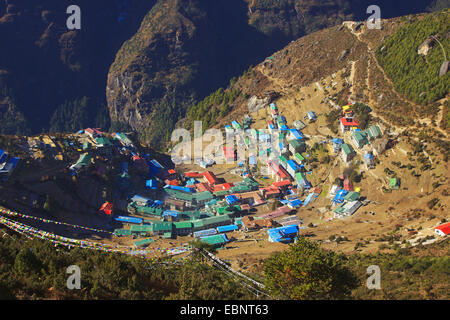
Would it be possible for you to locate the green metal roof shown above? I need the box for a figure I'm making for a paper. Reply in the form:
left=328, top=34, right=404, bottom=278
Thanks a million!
left=114, top=229, right=132, bottom=236
left=214, top=190, right=230, bottom=197
left=165, top=188, right=193, bottom=201
left=76, top=153, right=92, bottom=165
left=295, top=153, right=305, bottom=162
left=192, top=214, right=231, bottom=229
left=366, top=125, right=382, bottom=140
left=289, top=139, right=304, bottom=149
left=151, top=221, right=173, bottom=232
left=193, top=220, right=205, bottom=229
left=130, top=225, right=153, bottom=233
left=343, top=191, right=360, bottom=202
left=174, top=221, right=193, bottom=229
left=200, top=234, right=228, bottom=245
left=353, top=131, right=368, bottom=147
left=216, top=206, right=234, bottom=215
left=390, top=178, right=400, bottom=188
left=193, top=191, right=214, bottom=202
left=342, top=143, right=354, bottom=155
left=95, top=137, right=113, bottom=146
left=133, top=238, right=154, bottom=247
left=230, top=184, right=252, bottom=193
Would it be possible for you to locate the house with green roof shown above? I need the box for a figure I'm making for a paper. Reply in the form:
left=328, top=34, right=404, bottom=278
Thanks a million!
left=343, top=191, right=360, bottom=202
left=191, top=215, right=232, bottom=232
left=341, top=143, right=355, bottom=163
left=173, top=221, right=193, bottom=236
left=114, top=229, right=132, bottom=236
left=289, top=139, right=306, bottom=154
left=390, top=177, right=400, bottom=190
left=95, top=137, right=113, bottom=147
left=200, top=234, right=229, bottom=247
left=150, top=221, right=173, bottom=236
left=214, top=190, right=230, bottom=197
left=216, top=206, right=235, bottom=216
left=193, top=191, right=214, bottom=204
left=70, top=153, right=92, bottom=171
left=365, top=125, right=383, bottom=141
left=352, top=131, right=369, bottom=149
left=295, top=153, right=305, bottom=163
left=130, top=225, right=153, bottom=235
left=133, top=238, right=154, bottom=248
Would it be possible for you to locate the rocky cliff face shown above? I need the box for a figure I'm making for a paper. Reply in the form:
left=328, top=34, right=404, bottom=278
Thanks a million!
left=0, top=0, right=155, bottom=134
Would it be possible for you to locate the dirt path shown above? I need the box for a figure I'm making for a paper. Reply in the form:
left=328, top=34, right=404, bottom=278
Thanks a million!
left=344, top=22, right=449, bottom=140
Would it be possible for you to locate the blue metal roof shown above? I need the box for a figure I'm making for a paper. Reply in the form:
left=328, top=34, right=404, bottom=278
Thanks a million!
left=114, top=216, right=143, bottom=224
left=333, top=189, right=348, bottom=203
left=162, top=210, right=179, bottom=217
left=194, top=228, right=217, bottom=238
left=217, top=224, right=239, bottom=233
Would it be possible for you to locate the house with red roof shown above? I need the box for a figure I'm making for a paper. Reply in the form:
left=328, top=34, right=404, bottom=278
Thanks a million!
left=340, top=117, right=359, bottom=133
left=185, top=172, right=204, bottom=178
left=272, top=180, right=292, bottom=189
left=99, top=202, right=113, bottom=215
left=259, top=186, right=281, bottom=199
left=212, top=183, right=234, bottom=192
left=195, top=182, right=212, bottom=192
left=267, top=160, right=291, bottom=182
left=434, top=222, right=450, bottom=237
left=202, top=171, right=220, bottom=185
left=85, top=128, right=103, bottom=139
left=343, top=179, right=353, bottom=191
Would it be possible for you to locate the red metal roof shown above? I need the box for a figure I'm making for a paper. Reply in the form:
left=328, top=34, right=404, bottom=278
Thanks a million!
left=343, top=179, right=353, bottom=191
left=195, top=183, right=212, bottom=192
left=99, top=202, right=113, bottom=215
left=272, top=180, right=292, bottom=188
left=340, top=117, right=359, bottom=127
left=165, top=179, right=179, bottom=186
left=268, top=160, right=290, bottom=180
left=435, top=222, right=450, bottom=235
left=202, top=171, right=220, bottom=185
left=212, top=183, right=234, bottom=192
left=185, top=172, right=204, bottom=178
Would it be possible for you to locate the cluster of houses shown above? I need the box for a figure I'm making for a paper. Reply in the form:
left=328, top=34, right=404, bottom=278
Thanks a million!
left=111, top=161, right=309, bottom=246
left=26, top=135, right=64, bottom=161
left=110, top=102, right=364, bottom=247
left=100, top=100, right=391, bottom=248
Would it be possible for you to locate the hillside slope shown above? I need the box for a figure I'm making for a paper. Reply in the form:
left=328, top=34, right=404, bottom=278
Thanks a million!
left=106, top=0, right=439, bottom=148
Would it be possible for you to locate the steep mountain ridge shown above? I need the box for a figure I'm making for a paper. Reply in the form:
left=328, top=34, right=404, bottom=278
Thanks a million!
left=184, top=9, right=449, bottom=147
left=107, top=0, right=440, bottom=148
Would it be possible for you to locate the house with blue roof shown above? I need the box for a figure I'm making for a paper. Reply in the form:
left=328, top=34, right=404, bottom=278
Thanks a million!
left=267, top=225, right=299, bottom=243
left=307, top=111, right=317, bottom=122
left=289, top=129, right=304, bottom=140
left=333, top=189, right=349, bottom=204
